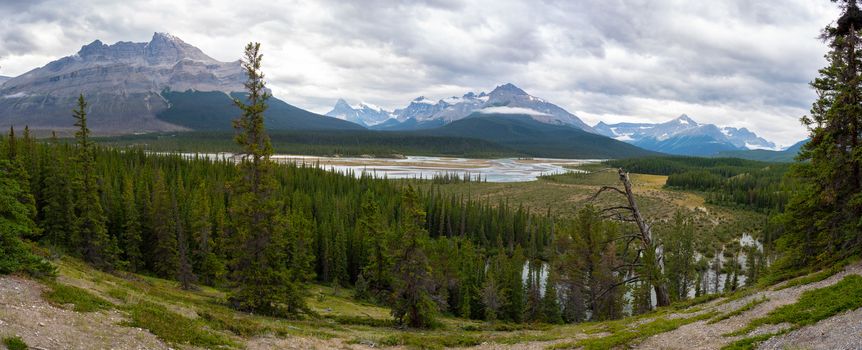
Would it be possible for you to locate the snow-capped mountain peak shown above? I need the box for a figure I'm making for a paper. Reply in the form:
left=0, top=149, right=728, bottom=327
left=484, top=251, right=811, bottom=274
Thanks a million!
left=335, top=83, right=595, bottom=132
left=490, top=83, right=529, bottom=97
left=671, top=114, right=697, bottom=126
left=325, top=98, right=394, bottom=127
left=593, top=115, right=778, bottom=156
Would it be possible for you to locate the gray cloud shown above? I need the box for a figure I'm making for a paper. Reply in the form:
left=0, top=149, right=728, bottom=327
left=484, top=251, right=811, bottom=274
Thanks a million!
left=0, top=0, right=841, bottom=145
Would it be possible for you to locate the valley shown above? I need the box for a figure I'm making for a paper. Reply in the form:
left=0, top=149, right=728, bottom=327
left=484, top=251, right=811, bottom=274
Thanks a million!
left=1, top=165, right=855, bottom=350
left=3, top=1, right=861, bottom=349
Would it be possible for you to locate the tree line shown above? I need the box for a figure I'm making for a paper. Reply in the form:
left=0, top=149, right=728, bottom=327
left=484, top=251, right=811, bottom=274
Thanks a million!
left=773, top=0, right=862, bottom=273
left=606, top=157, right=793, bottom=212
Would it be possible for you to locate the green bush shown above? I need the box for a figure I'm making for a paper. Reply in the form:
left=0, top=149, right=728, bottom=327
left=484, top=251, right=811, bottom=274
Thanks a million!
left=199, top=310, right=266, bottom=337
left=2, top=336, right=28, bottom=350
left=42, top=282, right=111, bottom=312
left=123, top=301, right=236, bottom=348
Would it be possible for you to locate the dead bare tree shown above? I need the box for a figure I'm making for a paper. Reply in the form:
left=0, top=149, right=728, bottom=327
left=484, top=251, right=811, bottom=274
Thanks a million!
left=591, top=168, right=671, bottom=307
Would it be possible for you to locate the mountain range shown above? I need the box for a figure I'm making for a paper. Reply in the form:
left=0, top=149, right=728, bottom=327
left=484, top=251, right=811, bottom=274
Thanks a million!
left=326, top=99, right=394, bottom=127
left=0, top=76, right=10, bottom=84
left=327, top=88, right=788, bottom=157
left=0, top=33, right=359, bottom=133
left=1, top=33, right=798, bottom=160
left=593, top=115, right=778, bottom=156
left=326, top=83, right=595, bottom=132
left=716, top=139, right=807, bottom=162
left=420, top=114, right=656, bottom=159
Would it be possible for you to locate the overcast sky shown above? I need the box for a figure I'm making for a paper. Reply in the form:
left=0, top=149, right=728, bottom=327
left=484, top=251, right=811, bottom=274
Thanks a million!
left=0, top=0, right=841, bottom=146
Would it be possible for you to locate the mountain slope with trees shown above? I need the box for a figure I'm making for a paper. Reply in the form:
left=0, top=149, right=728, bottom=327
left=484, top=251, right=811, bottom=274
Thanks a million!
left=424, top=114, right=658, bottom=159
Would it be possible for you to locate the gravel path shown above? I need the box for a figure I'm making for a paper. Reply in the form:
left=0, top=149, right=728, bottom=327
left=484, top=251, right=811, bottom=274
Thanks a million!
left=758, top=301, right=862, bottom=349
left=0, top=275, right=169, bottom=350
left=634, top=263, right=862, bottom=350
left=247, top=335, right=382, bottom=350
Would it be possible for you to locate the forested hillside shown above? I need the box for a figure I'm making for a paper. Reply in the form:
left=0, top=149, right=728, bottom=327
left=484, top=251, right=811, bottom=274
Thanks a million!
left=606, top=157, right=793, bottom=212
left=94, top=130, right=520, bottom=158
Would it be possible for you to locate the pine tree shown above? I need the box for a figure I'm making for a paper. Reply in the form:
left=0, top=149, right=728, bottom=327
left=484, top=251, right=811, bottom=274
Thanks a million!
left=503, top=247, right=526, bottom=323
left=354, top=273, right=371, bottom=300
left=71, top=94, right=117, bottom=269
left=481, top=258, right=503, bottom=321
left=359, top=191, right=391, bottom=295
left=662, top=212, right=696, bottom=302
left=20, top=126, right=41, bottom=210
left=39, top=132, right=75, bottom=248
left=779, top=0, right=862, bottom=269
left=5, top=127, right=38, bottom=241
left=227, top=42, right=306, bottom=316
left=286, top=209, right=315, bottom=283
left=189, top=183, right=223, bottom=286
left=556, top=207, right=624, bottom=321
left=332, top=222, right=349, bottom=288
left=151, top=169, right=179, bottom=278
left=0, top=157, right=54, bottom=277
left=119, top=176, right=143, bottom=271
left=541, top=269, right=563, bottom=324
left=174, top=177, right=197, bottom=290
left=391, top=185, right=437, bottom=328
left=524, top=260, right=543, bottom=322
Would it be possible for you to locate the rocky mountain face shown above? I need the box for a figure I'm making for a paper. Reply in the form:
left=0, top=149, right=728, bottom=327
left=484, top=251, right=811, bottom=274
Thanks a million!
left=325, top=99, right=394, bottom=127
left=0, top=76, right=10, bottom=84
left=329, top=83, right=595, bottom=132
left=594, top=114, right=777, bottom=156
left=0, top=33, right=246, bottom=133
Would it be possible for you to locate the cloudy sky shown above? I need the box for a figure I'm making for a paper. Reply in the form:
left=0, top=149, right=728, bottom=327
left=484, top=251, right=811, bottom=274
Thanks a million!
left=0, top=0, right=841, bottom=146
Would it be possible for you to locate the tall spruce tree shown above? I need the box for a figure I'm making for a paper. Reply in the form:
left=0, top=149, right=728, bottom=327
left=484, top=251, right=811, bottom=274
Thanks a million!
left=189, top=183, right=223, bottom=286
left=541, top=268, right=563, bottom=324
left=71, top=94, right=117, bottom=269
left=151, top=169, right=179, bottom=278
left=0, top=131, right=53, bottom=277
left=779, top=0, right=862, bottom=269
left=119, top=176, right=143, bottom=271
left=0, top=157, right=54, bottom=276
left=359, top=191, right=391, bottom=296
left=391, top=185, right=437, bottom=328
left=39, top=133, right=75, bottom=247
left=5, top=127, right=38, bottom=241
left=662, top=212, right=696, bottom=302
left=481, top=256, right=503, bottom=321
left=227, top=42, right=306, bottom=316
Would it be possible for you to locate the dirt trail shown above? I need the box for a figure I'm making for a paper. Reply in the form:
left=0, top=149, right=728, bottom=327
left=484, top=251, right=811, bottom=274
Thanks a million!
left=4, top=262, right=862, bottom=350
left=0, top=275, right=168, bottom=350
left=0, top=275, right=385, bottom=350
left=758, top=306, right=862, bottom=349
left=634, top=263, right=862, bottom=350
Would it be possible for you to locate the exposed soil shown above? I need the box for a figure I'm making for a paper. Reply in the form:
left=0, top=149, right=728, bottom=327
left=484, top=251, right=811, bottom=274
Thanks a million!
left=0, top=275, right=168, bottom=350
left=634, top=263, right=862, bottom=350
left=3, top=263, right=862, bottom=349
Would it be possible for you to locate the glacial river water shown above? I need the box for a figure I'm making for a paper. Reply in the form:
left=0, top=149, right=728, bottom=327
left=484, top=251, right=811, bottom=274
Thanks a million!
left=186, top=153, right=601, bottom=182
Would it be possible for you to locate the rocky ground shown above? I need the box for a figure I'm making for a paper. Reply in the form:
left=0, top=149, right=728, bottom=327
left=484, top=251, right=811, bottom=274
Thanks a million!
left=635, top=263, right=862, bottom=350
left=3, top=263, right=862, bottom=349
left=0, top=276, right=167, bottom=350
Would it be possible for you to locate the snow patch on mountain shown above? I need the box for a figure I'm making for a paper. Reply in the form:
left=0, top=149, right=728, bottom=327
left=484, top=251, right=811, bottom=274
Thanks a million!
left=594, top=115, right=778, bottom=156
left=332, top=83, right=594, bottom=132
left=479, top=106, right=551, bottom=116
left=325, top=98, right=395, bottom=127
